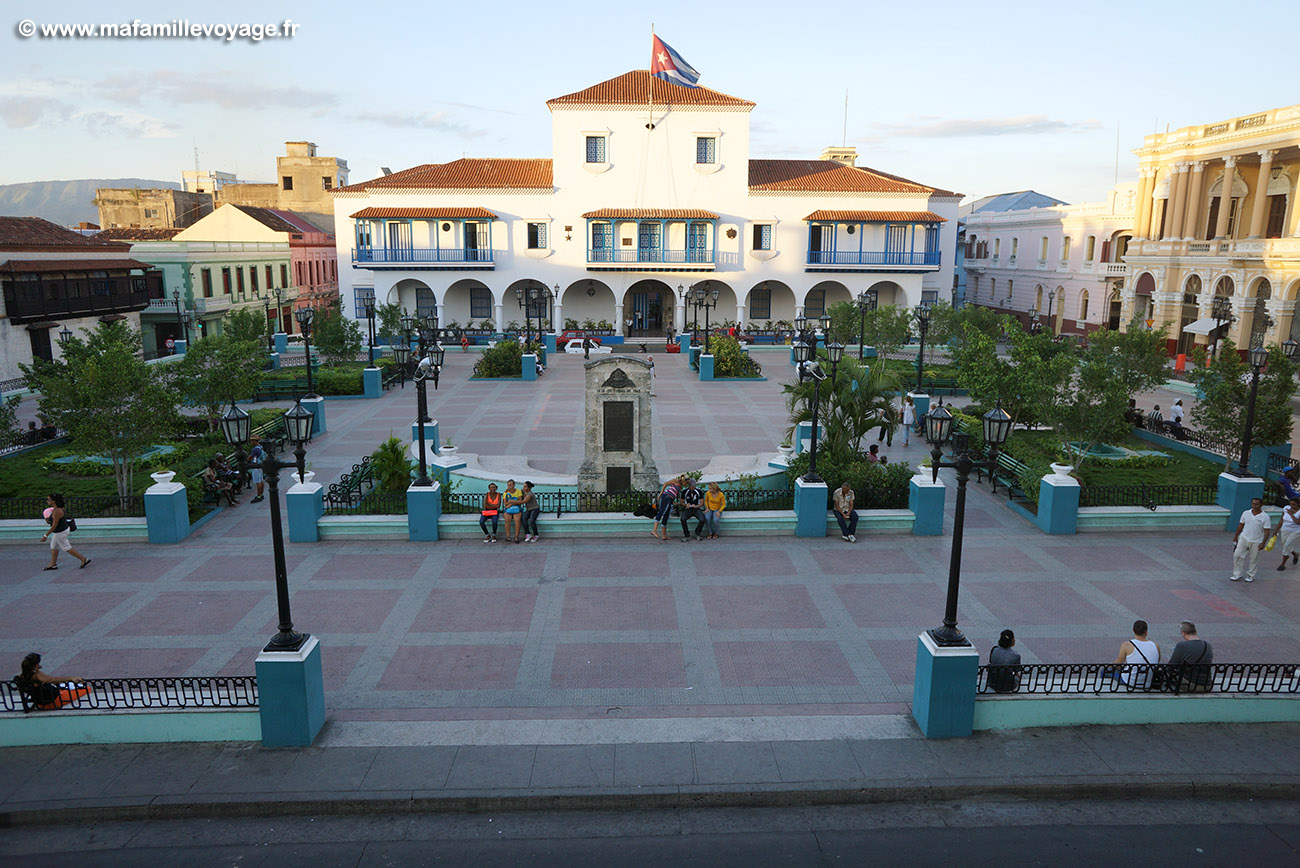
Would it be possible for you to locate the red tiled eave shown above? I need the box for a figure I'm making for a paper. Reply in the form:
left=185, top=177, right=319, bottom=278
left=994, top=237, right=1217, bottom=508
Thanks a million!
left=0, top=216, right=130, bottom=250
left=350, top=207, right=498, bottom=220
left=749, top=160, right=934, bottom=194
left=0, top=258, right=157, bottom=273
left=337, top=159, right=552, bottom=193
left=548, top=71, right=754, bottom=108
left=581, top=208, right=719, bottom=220
left=804, top=210, right=947, bottom=223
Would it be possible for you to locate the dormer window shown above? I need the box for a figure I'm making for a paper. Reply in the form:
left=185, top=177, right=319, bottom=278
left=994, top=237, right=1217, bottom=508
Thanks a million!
left=585, top=135, right=607, bottom=163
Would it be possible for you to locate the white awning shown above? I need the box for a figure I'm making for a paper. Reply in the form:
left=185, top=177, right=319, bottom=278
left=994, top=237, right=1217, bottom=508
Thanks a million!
left=1180, top=317, right=1226, bottom=336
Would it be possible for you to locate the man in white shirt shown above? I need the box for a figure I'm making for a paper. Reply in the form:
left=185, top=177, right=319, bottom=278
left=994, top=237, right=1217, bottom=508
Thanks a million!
left=1232, top=497, right=1271, bottom=583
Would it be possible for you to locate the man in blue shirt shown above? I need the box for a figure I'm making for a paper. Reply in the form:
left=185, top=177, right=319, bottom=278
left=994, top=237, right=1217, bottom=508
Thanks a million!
left=247, top=436, right=266, bottom=503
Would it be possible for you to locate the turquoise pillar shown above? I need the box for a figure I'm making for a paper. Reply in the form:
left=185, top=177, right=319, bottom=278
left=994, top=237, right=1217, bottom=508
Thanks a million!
left=412, top=420, right=440, bottom=460
left=256, top=637, right=325, bottom=748
left=1036, top=471, right=1080, bottom=534
left=678, top=334, right=691, bottom=356
left=543, top=334, right=557, bottom=353
left=862, top=346, right=878, bottom=360
left=793, top=476, right=828, bottom=538
left=1217, top=472, right=1265, bottom=531
left=698, top=353, right=715, bottom=380
left=521, top=353, right=537, bottom=381
left=362, top=367, right=382, bottom=398
left=273, top=332, right=288, bottom=354
left=1250, top=444, right=1291, bottom=477
left=908, top=472, right=945, bottom=535
left=285, top=474, right=324, bottom=543
left=909, top=392, right=930, bottom=424
left=794, top=420, right=813, bottom=455
left=912, top=632, right=979, bottom=738
left=301, top=395, right=326, bottom=435
left=269, top=352, right=281, bottom=370
left=407, top=482, right=442, bottom=541
left=689, top=346, right=701, bottom=371
left=173, top=339, right=188, bottom=356
left=143, top=472, right=190, bottom=544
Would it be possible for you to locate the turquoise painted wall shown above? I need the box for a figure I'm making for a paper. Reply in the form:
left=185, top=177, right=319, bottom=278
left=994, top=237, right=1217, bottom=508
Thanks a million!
left=0, top=710, right=260, bottom=746
left=974, top=696, right=1300, bottom=731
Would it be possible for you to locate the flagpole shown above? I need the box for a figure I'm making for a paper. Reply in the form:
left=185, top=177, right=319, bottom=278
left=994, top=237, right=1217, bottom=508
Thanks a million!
left=648, top=23, right=655, bottom=131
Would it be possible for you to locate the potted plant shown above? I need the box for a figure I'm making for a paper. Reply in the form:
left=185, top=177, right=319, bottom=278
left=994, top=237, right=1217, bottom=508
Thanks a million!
left=440, top=437, right=458, bottom=457
left=777, top=438, right=794, bottom=461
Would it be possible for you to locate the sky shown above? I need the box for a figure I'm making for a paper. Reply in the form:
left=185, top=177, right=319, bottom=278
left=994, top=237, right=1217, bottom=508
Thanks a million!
left=2, top=0, right=1295, bottom=205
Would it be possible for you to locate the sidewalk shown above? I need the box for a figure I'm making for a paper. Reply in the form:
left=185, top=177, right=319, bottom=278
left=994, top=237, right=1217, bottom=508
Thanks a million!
left=3, top=720, right=1298, bottom=824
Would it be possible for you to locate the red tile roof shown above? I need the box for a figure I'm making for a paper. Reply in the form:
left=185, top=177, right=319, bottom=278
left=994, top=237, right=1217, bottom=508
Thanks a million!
left=94, top=228, right=183, bottom=241
left=581, top=208, right=719, bottom=220
left=228, top=204, right=305, bottom=234
left=350, top=207, right=498, bottom=220
left=857, top=166, right=961, bottom=198
left=0, top=258, right=157, bottom=273
left=0, top=217, right=129, bottom=251
left=548, top=71, right=754, bottom=109
left=804, top=210, right=947, bottom=223
left=338, top=159, right=553, bottom=193
left=749, top=160, right=933, bottom=194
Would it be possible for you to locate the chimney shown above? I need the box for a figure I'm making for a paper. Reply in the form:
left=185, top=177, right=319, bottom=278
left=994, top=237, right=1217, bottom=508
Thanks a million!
left=819, top=146, right=858, bottom=167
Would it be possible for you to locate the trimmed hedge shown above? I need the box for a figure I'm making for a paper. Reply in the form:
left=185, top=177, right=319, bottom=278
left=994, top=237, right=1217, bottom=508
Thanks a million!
left=785, top=452, right=912, bottom=509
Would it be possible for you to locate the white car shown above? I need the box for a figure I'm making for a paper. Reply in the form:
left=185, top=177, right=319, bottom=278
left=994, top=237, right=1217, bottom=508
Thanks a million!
left=564, top=338, right=611, bottom=354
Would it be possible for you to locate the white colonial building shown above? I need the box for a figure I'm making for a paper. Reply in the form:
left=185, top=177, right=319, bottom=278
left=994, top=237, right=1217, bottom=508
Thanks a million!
left=332, top=71, right=960, bottom=337
left=962, top=187, right=1136, bottom=336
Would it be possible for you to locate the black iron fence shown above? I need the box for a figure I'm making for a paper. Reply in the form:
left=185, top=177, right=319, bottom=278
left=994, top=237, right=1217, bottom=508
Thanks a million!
left=3, top=676, right=258, bottom=713
left=1077, top=483, right=1218, bottom=510
left=443, top=487, right=796, bottom=517
left=0, top=494, right=145, bottom=521
left=1268, top=452, right=1296, bottom=473
left=324, top=491, right=408, bottom=516
left=0, top=425, right=64, bottom=455
left=976, top=662, right=1298, bottom=696
left=323, top=456, right=375, bottom=512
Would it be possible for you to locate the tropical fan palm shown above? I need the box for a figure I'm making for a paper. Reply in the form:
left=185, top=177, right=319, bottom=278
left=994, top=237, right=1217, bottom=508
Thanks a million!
left=783, top=356, right=900, bottom=462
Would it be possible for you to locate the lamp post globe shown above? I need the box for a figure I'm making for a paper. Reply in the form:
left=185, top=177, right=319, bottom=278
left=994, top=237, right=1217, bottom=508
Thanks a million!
left=1283, top=338, right=1300, bottom=362
left=58, top=325, right=73, bottom=346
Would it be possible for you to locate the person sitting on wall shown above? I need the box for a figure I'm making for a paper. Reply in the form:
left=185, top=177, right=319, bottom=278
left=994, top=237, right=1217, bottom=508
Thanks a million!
left=14, top=652, right=90, bottom=710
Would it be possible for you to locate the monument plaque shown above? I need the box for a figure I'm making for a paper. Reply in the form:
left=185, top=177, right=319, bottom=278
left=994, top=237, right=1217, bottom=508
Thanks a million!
left=578, top=357, right=659, bottom=492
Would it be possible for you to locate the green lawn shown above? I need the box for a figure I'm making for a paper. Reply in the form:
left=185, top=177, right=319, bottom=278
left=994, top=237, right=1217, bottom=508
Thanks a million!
left=1002, top=430, right=1225, bottom=487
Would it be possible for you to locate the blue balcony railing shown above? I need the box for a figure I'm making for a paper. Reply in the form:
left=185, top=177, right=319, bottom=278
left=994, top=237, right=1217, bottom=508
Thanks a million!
left=806, top=250, right=941, bottom=266
left=587, top=248, right=719, bottom=265
left=353, top=247, right=493, bottom=264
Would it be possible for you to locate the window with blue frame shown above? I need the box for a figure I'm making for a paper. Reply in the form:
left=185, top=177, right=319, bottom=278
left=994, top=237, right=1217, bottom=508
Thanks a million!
left=696, top=136, right=716, bottom=164
left=804, top=289, right=825, bottom=317
left=355, top=222, right=372, bottom=248
left=585, top=135, right=607, bottom=163
left=591, top=222, right=612, bottom=261
left=925, top=225, right=940, bottom=263
left=749, top=286, right=771, bottom=320
left=686, top=222, right=708, bottom=262
left=638, top=222, right=662, bottom=260
left=753, top=223, right=772, bottom=251
left=526, top=222, right=547, bottom=249
left=470, top=287, right=492, bottom=319
left=353, top=287, right=375, bottom=319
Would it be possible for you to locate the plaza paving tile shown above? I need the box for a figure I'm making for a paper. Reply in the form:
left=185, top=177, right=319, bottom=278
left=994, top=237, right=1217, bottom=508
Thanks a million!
left=379, top=645, right=524, bottom=690
left=550, top=642, right=687, bottom=689
left=183, top=554, right=306, bottom=582
left=410, top=588, right=538, bottom=632
left=834, top=583, right=956, bottom=628
left=61, top=647, right=209, bottom=678
left=568, top=551, right=669, bottom=577
left=441, top=551, right=546, bottom=578
left=690, top=549, right=796, bottom=577
left=1042, top=542, right=1165, bottom=572
left=269, top=589, right=403, bottom=635
left=964, top=580, right=1113, bottom=625
left=50, top=556, right=186, bottom=584
left=109, top=591, right=263, bottom=636
left=713, top=641, right=857, bottom=687
left=701, top=585, right=825, bottom=629
left=560, top=586, right=678, bottom=631
left=810, top=546, right=923, bottom=575
left=1090, top=580, right=1259, bottom=624
left=310, top=554, right=428, bottom=581
left=0, top=591, right=131, bottom=636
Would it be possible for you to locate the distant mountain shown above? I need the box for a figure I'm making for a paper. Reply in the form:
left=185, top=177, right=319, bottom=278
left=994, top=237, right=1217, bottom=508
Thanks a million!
left=0, top=179, right=179, bottom=227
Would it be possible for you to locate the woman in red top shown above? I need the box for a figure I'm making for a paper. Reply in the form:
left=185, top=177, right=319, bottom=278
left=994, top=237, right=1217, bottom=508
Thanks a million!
left=479, top=483, right=501, bottom=542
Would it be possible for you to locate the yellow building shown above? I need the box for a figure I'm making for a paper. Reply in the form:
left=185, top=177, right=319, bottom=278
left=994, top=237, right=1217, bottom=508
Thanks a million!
left=1122, top=104, right=1299, bottom=357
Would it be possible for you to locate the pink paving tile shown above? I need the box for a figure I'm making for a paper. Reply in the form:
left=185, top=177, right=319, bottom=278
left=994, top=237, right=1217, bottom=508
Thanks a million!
left=714, top=640, right=858, bottom=687
left=266, top=589, right=403, bottom=634
left=568, top=552, right=670, bottom=577
left=965, top=581, right=1114, bottom=625
left=378, top=644, right=523, bottom=690
left=561, top=586, right=678, bottom=631
left=834, top=583, right=961, bottom=628
left=441, top=552, right=547, bottom=579
left=110, top=591, right=264, bottom=636
left=701, top=585, right=825, bottom=629
left=216, top=644, right=366, bottom=690
left=51, top=557, right=187, bottom=584
left=61, top=648, right=208, bottom=678
left=810, top=546, right=922, bottom=576
left=1091, top=581, right=1259, bottom=624
left=1160, top=543, right=1236, bottom=572
left=410, top=588, right=538, bottom=632
left=865, top=638, right=923, bottom=687
left=690, top=549, right=796, bottom=577
left=1044, top=543, right=1164, bottom=572
left=184, top=554, right=306, bottom=582
left=1022, top=636, right=1126, bottom=665
left=311, top=555, right=427, bottom=581
left=1199, top=634, right=1300, bottom=663
left=550, top=642, right=687, bottom=688
left=950, top=547, right=1043, bottom=573
left=1243, top=582, right=1300, bottom=621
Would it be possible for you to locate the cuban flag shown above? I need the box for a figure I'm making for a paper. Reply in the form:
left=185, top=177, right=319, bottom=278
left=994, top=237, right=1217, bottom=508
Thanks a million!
left=651, top=35, right=701, bottom=88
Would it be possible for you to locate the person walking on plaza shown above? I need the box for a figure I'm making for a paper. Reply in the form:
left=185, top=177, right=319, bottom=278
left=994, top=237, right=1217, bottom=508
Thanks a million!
left=520, top=481, right=541, bottom=542
left=1109, top=619, right=1160, bottom=689
left=876, top=401, right=895, bottom=446
left=833, top=481, right=858, bottom=542
left=479, top=483, right=501, bottom=542
left=501, top=479, right=524, bottom=543
left=1276, top=497, right=1300, bottom=570
left=987, top=629, right=1021, bottom=693
left=1167, top=621, right=1214, bottom=692
left=247, top=435, right=266, bottom=503
left=703, top=481, right=726, bottom=540
left=41, top=492, right=89, bottom=570
left=901, top=395, right=916, bottom=446
left=1232, top=496, right=1271, bottom=582
left=678, top=478, right=706, bottom=540
left=652, top=476, right=681, bottom=541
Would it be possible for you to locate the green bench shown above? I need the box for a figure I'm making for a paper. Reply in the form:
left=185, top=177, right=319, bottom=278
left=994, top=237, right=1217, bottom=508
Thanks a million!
left=987, top=451, right=1028, bottom=501
left=252, top=380, right=310, bottom=402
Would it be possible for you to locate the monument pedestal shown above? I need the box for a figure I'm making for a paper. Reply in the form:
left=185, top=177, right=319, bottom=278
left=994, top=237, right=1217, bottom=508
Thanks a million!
left=577, top=358, right=659, bottom=493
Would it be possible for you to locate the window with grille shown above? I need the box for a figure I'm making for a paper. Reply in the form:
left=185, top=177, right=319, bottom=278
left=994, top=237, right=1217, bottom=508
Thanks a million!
left=804, top=289, right=825, bottom=317
left=527, top=222, right=547, bottom=249
left=585, top=136, right=607, bottom=163
left=749, top=286, right=771, bottom=320
left=696, top=137, right=717, bottom=164
left=221, top=267, right=232, bottom=294
left=201, top=268, right=213, bottom=298
left=753, top=224, right=772, bottom=250
left=281, top=264, right=289, bottom=287
left=353, top=288, right=374, bottom=320
left=470, top=287, right=492, bottom=319
left=250, top=266, right=259, bottom=294
left=265, top=265, right=274, bottom=288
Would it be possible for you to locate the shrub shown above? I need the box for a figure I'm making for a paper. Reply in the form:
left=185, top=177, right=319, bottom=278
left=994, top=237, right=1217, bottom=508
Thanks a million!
left=1018, top=458, right=1055, bottom=504
left=473, top=340, right=522, bottom=378
left=784, top=452, right=913, bottom=509
left=710, top=335, right=762, bottom=378
left=314, top=370, right=364, bottom=395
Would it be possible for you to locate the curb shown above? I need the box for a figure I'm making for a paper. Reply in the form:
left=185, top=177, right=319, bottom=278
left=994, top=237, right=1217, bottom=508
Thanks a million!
left=5, top=776, right=1299, bottom=827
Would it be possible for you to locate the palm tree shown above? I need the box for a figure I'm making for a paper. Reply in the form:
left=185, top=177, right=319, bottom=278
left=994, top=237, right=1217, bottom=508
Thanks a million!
left=783, top=355, right=900, bottom=461
left=370, top=435, right=413, bottom=492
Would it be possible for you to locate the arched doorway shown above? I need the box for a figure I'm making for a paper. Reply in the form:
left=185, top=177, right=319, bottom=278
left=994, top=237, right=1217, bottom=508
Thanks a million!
left=1177, top=274, right=1201, bottom=356
left=559, top=279, right=616, bottom=331
left=1107, top=287, right=1123, bottom=330
left=747, top=281, right=796, bottom=326
left=624, top=278, right=675, bottom=335
left=866, top=280, right=905, bottom=308
left=1133, top=272, right=1156, bottom=326
left=443, top=278, right=493, bottom=330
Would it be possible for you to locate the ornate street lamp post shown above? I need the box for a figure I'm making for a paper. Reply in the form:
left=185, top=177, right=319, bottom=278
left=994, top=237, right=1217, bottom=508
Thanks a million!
left=263, top=297, right=275, bottom=354
left=221, top=398, right=317, bottom=652
left=412, top=345, right=445, bottom=487
left=792, top=339, right=841, bottom=484
left=1211, top=295, right=1234, bottom=360
left=295, top=307, right=316, bottom=398
left=914, top=301, right=933, bottom=392
left=1028, top=306, right=1040, bottom=335
left=1235, top=342, right=1299, bottom=475
left=172, top=290, right=187, bottom=351
left=361, top=296, right=377, bottom=366
left=693, top=286, right=720, bottom=353
left=856, top=289, right=878, bottom=360
left=924, top=403, right=1013, bottom=646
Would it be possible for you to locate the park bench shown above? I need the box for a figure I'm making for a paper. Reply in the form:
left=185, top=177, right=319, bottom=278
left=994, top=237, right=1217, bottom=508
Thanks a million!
left=252, top=380, right=310, bottom=402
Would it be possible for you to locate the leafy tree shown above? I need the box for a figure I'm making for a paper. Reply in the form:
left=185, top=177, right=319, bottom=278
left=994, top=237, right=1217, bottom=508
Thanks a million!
left=953, top=320, right=1074, bottom=429
left=312, top=305, right=363, bottom=368
left=224, top=307, right=271, bottom=347
left=1187, top=340, right=1297, bottom=470
left=0, top=394, right=21, bottom=449
left=862, top=305, right=912, bottom=357
left=921, top=300, right=959, bottom=365
left=172, top=334, right=265, bottom=420
left=953, top=305, right=1006, bottom=344
left=369, top=434, right=413, bottom=492
left=709, top=335, right=761, bottom=378
left=376, top=302, right=404, bottom=339
left=20, top=322, right=181, bottom=499
left=474, top=340, right=522, bottom=378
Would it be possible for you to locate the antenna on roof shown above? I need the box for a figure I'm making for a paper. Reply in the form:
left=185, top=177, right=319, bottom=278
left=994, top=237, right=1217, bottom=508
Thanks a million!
left=843, top=89, right=849, bottom=147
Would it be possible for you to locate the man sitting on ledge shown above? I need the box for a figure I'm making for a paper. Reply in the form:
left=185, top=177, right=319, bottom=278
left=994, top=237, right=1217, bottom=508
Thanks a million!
left=1167, top=621, right=1214, bottom=692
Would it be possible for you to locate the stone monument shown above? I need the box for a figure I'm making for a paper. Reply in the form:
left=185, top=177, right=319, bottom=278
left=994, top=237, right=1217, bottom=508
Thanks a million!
left=577, top=357, right=659, bottom=493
